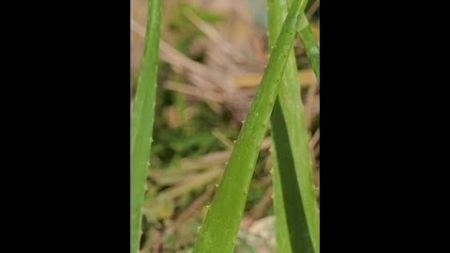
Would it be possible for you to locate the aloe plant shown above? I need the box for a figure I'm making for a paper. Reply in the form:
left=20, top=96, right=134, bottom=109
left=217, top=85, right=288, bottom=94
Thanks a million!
left=268, top=1, right=320, bottom=253
left=191, top=1, right=307, bottom=252
left=130, top=0, right=320, bottom=252
left=130, top=0, right=162, bottom=253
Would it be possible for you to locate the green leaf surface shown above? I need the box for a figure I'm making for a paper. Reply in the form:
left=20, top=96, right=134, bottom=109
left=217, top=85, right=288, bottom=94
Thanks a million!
left=192, top=1, right=306, bottom=253
left=130, top=0, right=162, bottom=252
left=267, top=0, right=320, bottom=252
left=297, top=13, right=320, bottom=80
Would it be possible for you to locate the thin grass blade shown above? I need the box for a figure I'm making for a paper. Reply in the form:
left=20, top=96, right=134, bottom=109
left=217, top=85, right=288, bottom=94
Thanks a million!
left=297, top=13, right=320, bottom=79
left=130, top=0, right=162, bottom=252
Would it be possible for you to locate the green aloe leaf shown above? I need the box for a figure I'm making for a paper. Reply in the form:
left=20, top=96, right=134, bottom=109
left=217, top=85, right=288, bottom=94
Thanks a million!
left=191, top=1, right=307, bottom=253
left=130, top=0, right=162, bottom=252
left=297, top=13, right=320, bottom=79
left=267, top=0, right=319, bottom=252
